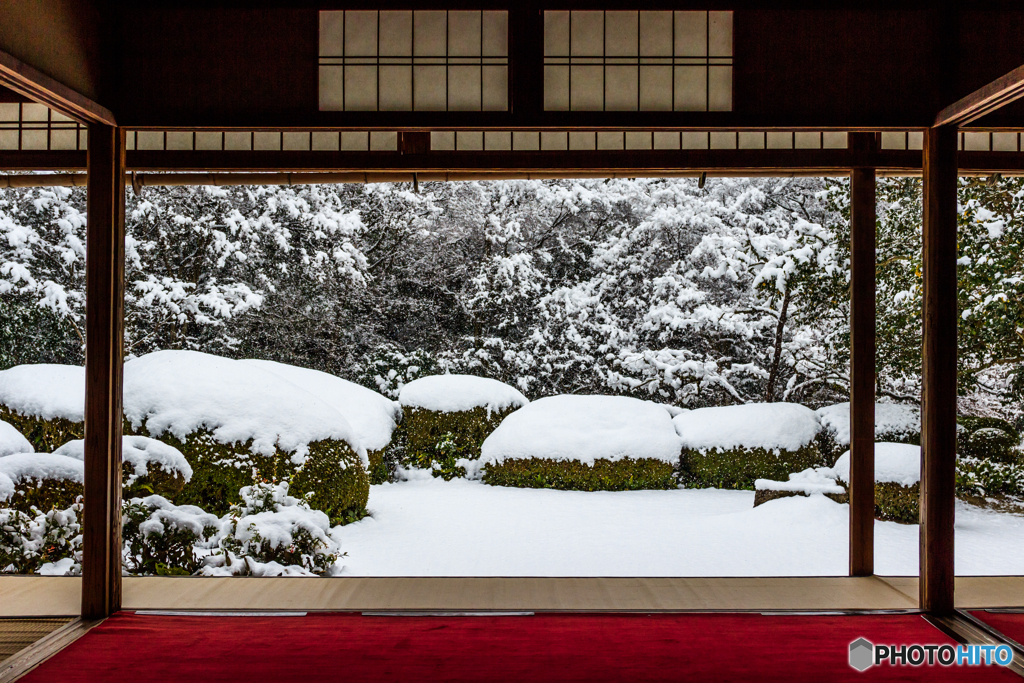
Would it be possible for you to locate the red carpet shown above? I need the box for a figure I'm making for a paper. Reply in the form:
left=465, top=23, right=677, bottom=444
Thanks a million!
left=970, top=610, right=1024, bottom=648
left=22, top=612, right=1019, bottom=682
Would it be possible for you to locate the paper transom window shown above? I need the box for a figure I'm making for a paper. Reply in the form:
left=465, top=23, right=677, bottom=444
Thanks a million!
left=543, top=11, right=733, bottom=112
left=319, top=10, right=509, bottom=112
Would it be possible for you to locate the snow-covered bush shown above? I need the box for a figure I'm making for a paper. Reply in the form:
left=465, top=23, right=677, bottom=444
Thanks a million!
left=121, top=496, right=220, bottom=576
left=956, top=457, right=1024, bottom=498
left=674, top=403, right=824, bottom=490
left=0, top=453, right=83, bottom=513
left=834, top=443, right=920, bottom=523
left=0, top=503, right=81, bottom=574
left=956, top=416, right=1020, bottom=464
left=397, top=374, right=528, bottom=480
left=815, top=402, right=920, bottom=464
left=242, top=359, right=402, bottom=485
left=202, top=482, right=343, bottom=576
left=480, top=395, right=681, bottom=491
left=0, top=364, right=84, bottom=452
left=122, top=350, right=369, bottom=523
left=0, top=420, right=32, bottom=456
left=55, top=436, right=193, bottom=499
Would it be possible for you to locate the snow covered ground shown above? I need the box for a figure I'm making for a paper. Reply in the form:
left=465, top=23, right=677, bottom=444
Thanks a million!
left=336, top=476, right=1024, bottom=577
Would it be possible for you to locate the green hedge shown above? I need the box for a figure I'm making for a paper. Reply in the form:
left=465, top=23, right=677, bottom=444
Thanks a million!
left=0, top=405, right=82, bottom=453
left=873, top=482, right=918, bottom=524
left=123, top=461, right=189, bottom=500
left=4, top=478, right=82, bottom=514
left=957, top=416, right=1020, bottom=464
left=401, top=406, right=516, bottom=479
left=679, top=444, right=825, bottom=490
left=131, top=428, right=368, bottom=525
left=482, top=457, right=677, bottom=491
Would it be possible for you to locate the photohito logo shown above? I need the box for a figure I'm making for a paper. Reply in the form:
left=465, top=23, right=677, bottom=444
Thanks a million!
left=849, top=638, right=1015, bottom=671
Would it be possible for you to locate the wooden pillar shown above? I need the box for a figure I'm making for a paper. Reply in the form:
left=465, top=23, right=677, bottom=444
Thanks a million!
left=849, top=154, right=876, bottom=577
left=82, top=124, right=125, bottom=620
left=920, top=125, right=958, bottom=615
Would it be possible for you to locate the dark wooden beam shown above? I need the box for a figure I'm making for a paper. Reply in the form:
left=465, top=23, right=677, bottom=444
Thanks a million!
left=936, top=63, right=1024, bottom=127
left=0, top=49, right=115, bottom=126
left=920, top=125, right=958, bottom=615
left=848, top=134, right=876, bottom=577
left=81, top=124, right=125, bottom=620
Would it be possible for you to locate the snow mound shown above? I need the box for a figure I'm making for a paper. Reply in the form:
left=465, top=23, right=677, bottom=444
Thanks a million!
left=242, top=359, right=400, bottom=453
left=816, top=402, right=920, bottom=446
left=0, top=420, right=33, bottom=456
left=55, top=436, right=193, bottom=486
left=673, top=402, right=820, bottom=452
left=833, top=442, right=920, bottom=487
left=122, top=350, right=366, bottom=464
left=480, top=395, right=682, bottom=465
left=0, top=453, right=84, bottom=487
left=755, top=467, right=844, bottom=495
left=399, top=374, right=528, bottom=415
left=0, top=364, right=85, bottom=421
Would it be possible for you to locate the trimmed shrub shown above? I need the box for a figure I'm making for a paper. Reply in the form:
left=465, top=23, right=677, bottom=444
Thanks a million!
left=0, top=405, right=82, bottom=454
left=401, top=406, right=516, bottom=479
left=815, top=402, right=920, bottom=465
left=135, top=428, right=368, bottom=525
left=957, top=416, right=1020, bottom=464
left=956, top=457, right=1024, bottom=497
left=678, top=444, right=826, bottom=491
left=121, top=496, right=220, bottom=576
left=482, top=457, right=677, bottom=492
left=54, top=436, right=193, bottom=500
left=0, top=454, right=83, bottom=514
left=873, top=482, right=919, bottom=524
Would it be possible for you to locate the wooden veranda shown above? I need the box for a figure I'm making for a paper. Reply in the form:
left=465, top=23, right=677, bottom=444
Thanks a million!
left=1, top=3, right=1024, bottom=673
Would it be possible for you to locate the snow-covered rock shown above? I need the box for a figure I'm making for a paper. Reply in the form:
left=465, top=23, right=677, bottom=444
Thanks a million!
left=0, top=364, right=85, bottom=422
left=480, top=395, right=682, bottom=466
left=54, top=435, right=193, bottom=487
left=755, top=467, right=845, bottom=496
left=0, top=420, right=33, bottom=457
left=0, top=453, right=84, bottom=488
left=122, top=350, right=366, bottom=464
left=816, top=402, right=920, bottom=447
left=833, top=442, right=921, bottom=487
left=399, top=374, right=528, bottom=415
left=673, top=402, right=820, bottom=452
left=242, top=359, right=400, bottom=453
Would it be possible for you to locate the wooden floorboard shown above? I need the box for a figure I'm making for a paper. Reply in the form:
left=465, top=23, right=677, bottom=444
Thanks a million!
left=1, top=576, right=1022, bottom=616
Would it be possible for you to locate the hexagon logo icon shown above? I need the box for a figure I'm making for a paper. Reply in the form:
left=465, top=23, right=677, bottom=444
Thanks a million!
left=849, top=638, right=874, bottom=671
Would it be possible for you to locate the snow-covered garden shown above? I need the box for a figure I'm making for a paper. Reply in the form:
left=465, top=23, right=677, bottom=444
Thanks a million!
left=2, top=176, right=1024, bottom=577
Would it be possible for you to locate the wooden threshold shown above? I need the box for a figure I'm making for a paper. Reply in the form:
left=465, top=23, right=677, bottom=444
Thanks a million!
left=0, top=618, right=100, bottom=683
left=1, top=576, right=1022, bottom=616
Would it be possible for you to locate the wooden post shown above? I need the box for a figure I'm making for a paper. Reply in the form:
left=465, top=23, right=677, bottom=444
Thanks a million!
left=849, top=139, right=876, bottom=577
left=82, top=124, right=125, bottom=620
left=920, top=125, right=958, bottom=615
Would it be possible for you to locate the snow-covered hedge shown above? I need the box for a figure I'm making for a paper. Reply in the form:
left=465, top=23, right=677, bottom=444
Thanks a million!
left=956, top=416, right=1020, bottom=464
left=397, top=374, right=528, bottom=480
left=833, top=443, right=919, bottom=523
left=243, top=359, right=402, bottom=484
left=674, top=403, right=825, bottom=490
left=122, top=350, right=370, bottom=523
left=479, top=395, right=680, bottom=491
left=202, top=482, right=343, bottom=577
left=0, top=453, right=83, bottom=513
left=815, top=402, right=920, bottom=464
left=0, top=364, right=85, bottom=452
left=55, top=436, right=193, bottom=499
left=0, top=420, right=32, bottom=457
